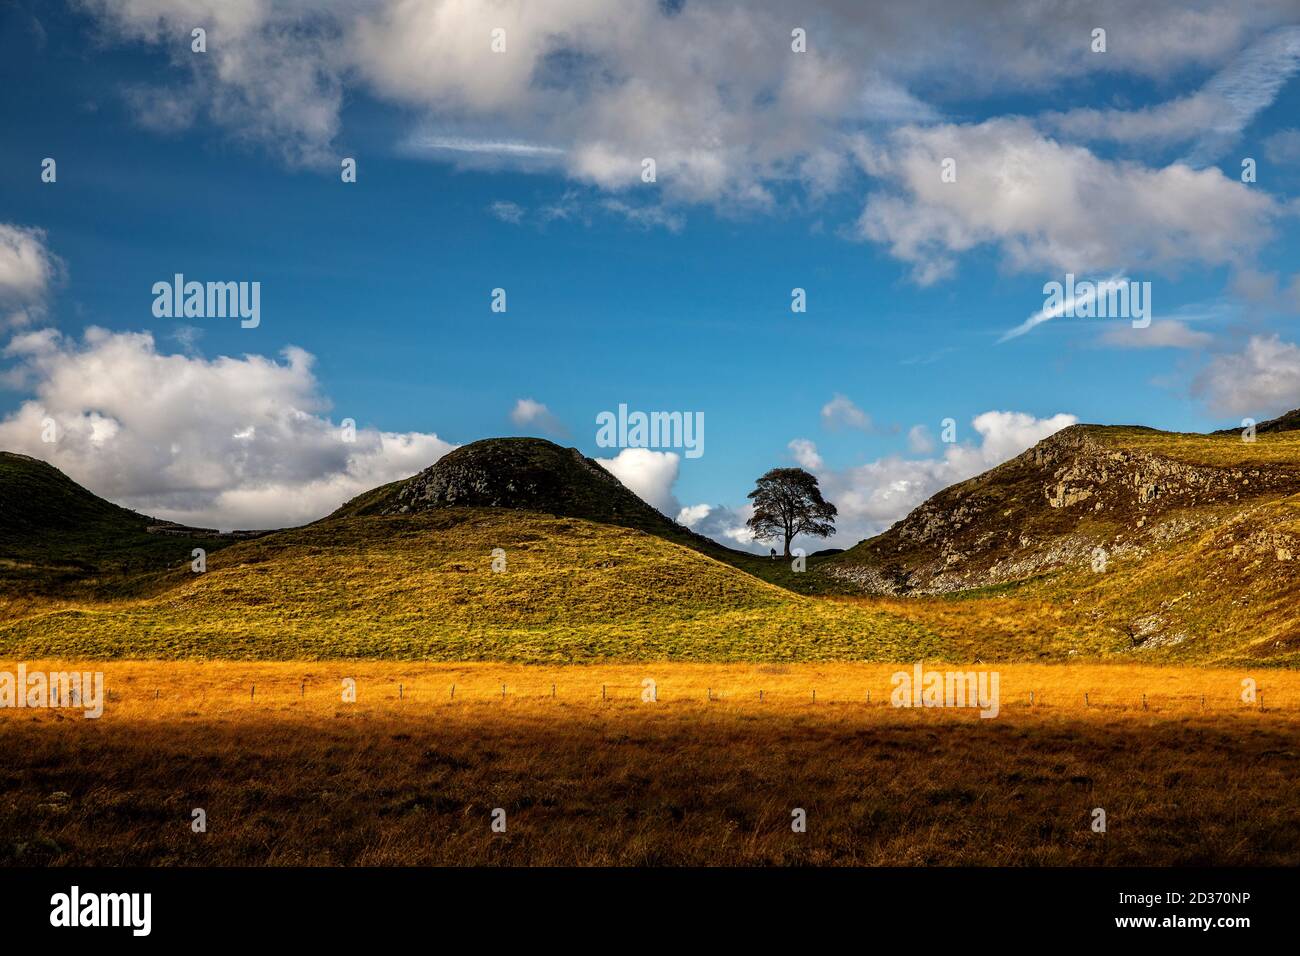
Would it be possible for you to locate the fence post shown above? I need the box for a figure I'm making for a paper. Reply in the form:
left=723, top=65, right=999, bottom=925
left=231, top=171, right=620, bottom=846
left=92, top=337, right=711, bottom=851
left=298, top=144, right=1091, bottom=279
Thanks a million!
left=450, top=684, right=455, bottom=700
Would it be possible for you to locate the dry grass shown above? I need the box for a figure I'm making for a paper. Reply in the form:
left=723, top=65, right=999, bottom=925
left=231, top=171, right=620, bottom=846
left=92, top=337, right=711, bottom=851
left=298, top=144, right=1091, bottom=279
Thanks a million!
left=3, top=661, right=1297, bottom=866
left=0, top=511, right=940, bottom=662
left=1093, top=425, right=1300, bottom=467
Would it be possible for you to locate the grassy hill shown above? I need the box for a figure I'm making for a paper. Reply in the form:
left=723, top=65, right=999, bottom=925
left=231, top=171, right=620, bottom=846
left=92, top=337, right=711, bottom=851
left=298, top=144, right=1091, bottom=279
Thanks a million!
left=333, top=436, right=844, bottom=593
left=0, top=441, right=897, bottom=661
left=821, top=423, right=1300, bottom=666
left=0, top=507, right=941, bottom=661
left=0, top=452, right=235, bottom=613
left=7, top=427, right=1300, bottom=666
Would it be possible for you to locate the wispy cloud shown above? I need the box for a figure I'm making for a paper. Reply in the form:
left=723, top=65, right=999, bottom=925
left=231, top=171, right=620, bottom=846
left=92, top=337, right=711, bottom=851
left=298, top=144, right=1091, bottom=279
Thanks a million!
left=404, top=135, right=565, bottom=158
left=1183, top=26, right=1300, bottom=166
left=999, top=274, right=1127, bottom=342
left=488, top=201, right=526, bottom=225
left=1098, top=320, right=1212, bottom=350
left=1046, top=26, right=1300, bottom=166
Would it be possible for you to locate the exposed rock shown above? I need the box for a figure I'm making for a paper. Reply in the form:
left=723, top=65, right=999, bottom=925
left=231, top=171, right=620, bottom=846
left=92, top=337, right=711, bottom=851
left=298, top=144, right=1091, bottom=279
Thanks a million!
left=824, top=424, right=1300, bottom=596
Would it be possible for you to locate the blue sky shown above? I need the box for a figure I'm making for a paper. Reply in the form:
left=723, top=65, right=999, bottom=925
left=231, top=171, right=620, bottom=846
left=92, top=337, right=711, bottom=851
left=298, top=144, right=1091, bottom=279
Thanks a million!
left=3, top=1, right=1300, bottom=546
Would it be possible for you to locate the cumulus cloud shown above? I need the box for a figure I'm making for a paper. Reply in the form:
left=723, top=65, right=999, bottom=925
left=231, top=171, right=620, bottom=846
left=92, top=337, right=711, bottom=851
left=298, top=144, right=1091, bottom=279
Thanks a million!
left=81, top=0, right=344, bottom=166
left=856, top=119, right=1279, bottom=284
left=1192, top=334, right=1300, bottom=417
left=676, top=503, right=711, bottom=527
left=820, top=394, right=874, bottom=431
left=0, top=328, right=453, bottom=529
left=509, top=397, right=567, bottom=436
left=813, top=410, right=1078, bottom=546
left=677, top=501, right=758, bottom=551
left=595, top=447, right=680, bottom=515
left=787, top=437, right=824, bottom=470
left=79, top=1, right=1300, bottom=205
left=0, top=224, right=61, bottom=329
left=676, top=411, right=1077, bottom=553
left=907, top=424, right=935, bottom=454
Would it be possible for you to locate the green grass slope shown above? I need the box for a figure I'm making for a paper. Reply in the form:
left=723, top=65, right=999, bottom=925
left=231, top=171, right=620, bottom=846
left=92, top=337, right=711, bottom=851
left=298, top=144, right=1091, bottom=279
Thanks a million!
left=0, top=508, right=943, bottom=662
left=0, top=452, right=233, bottom=606
left=332, top=436, right=846, bottom=593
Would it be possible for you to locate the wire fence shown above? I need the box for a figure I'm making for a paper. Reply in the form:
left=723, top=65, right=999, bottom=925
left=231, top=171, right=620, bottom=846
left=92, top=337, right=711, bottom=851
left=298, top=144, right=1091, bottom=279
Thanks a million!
left=93, top=678, right=1298, bottom=714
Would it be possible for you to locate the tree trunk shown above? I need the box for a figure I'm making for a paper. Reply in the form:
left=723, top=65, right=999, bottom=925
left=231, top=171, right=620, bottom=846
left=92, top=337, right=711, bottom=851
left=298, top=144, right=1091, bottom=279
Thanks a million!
left=783, top=528, right=793, bottom=559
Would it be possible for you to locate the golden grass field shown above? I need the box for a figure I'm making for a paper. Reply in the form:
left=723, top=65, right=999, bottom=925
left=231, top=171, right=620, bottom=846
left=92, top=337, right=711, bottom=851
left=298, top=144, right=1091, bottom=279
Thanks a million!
left=3, top=660, right=1297, bottom=866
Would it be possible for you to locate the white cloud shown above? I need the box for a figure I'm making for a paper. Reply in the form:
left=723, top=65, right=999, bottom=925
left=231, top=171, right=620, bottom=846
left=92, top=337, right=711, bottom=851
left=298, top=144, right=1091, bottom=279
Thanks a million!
left=820, top=394, right=873, bottom=431
left=907, top=424, right=935, bottom=454
left=1193, top=334, right=1300, bottom=417
left=0, top=328, right=453, bottom=529
left=406, top=135, right=565, bottom=161
left=0, top=224, right=61, bottom=328
left=599, top=199, right=684, bottom=233
left=787, top=437, right=824, bottom=470
left=677, top=501, right=758, bottom=551
left=595, top=447, right=680, bottom=515
left=1099, top=320, right=1213, bottom=349
left=679, top=410, right=1077, bottom=552
left=489, top=201, right=526, bottom=224
left=81, top=0, right=344, bottom=166
left=857, top=119, right=1279, bottom=285
left=814, top=411, right=1076, bottom=546
left=1044, top=26, right=1300, bottom=165
left=1000, top=273, right=1129, bottom=342
left=509, top=397, right=566, bottom=436
left=81, top=1, right=1300, bottom=206
left=1264, top=128, right=1300, bottom=164
left=676, top=503, right=711, bottom=527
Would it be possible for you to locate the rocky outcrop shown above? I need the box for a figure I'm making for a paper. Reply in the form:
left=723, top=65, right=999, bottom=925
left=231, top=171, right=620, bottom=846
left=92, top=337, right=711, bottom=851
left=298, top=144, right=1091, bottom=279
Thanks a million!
left=824, top=424, right=1300, bottom=595
left=1031, top=428, right=1287, bottom=513
left=331, top=437, right=728, bottom=549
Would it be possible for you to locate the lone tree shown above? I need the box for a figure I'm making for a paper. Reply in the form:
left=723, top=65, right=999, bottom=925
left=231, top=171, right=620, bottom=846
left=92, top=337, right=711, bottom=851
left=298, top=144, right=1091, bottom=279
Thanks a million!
left=745, top=467, right=837, bottom=558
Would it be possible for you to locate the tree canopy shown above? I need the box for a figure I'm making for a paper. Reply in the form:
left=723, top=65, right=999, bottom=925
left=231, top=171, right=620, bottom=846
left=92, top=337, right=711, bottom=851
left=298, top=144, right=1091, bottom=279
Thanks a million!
left=745, top=467, right=837, bottom=558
